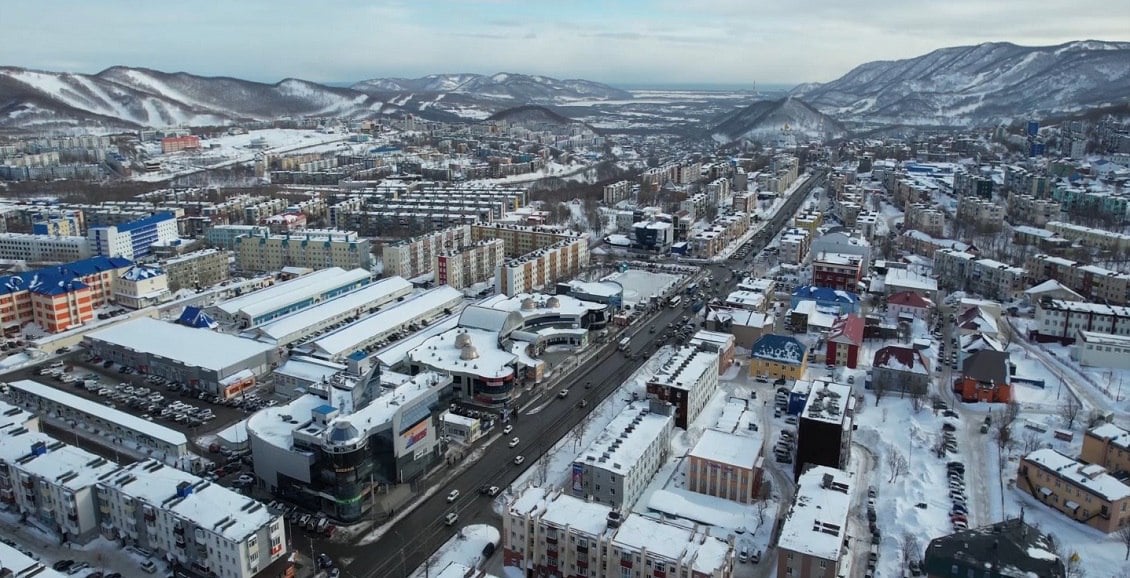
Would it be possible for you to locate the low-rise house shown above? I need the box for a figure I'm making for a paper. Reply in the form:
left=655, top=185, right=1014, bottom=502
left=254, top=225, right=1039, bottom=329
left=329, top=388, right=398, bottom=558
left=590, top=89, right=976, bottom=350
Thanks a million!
left=923, top=519, right=1064, bottom=578
left=1017, top=448, right=1130, bottom=533
left=870, top=346, right=931, bottom=396
left=825, top=315, right=864, bottom=369
left=749, top=334, right=808, bottom=381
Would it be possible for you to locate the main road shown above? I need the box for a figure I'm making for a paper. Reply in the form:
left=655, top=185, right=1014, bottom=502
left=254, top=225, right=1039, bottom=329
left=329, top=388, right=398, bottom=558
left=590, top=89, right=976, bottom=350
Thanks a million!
left=329, top=169, right=827, bottom=578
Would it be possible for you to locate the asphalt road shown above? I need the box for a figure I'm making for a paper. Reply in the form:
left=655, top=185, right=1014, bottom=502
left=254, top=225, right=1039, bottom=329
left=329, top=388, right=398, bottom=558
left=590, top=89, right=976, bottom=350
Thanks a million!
left=325, top=170, right=828, bottom=578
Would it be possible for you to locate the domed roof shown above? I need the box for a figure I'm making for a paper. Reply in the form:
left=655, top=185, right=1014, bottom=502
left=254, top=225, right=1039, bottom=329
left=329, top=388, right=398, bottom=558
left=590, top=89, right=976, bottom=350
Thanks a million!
left=327, top=420, right=358, bottom=443
left=521, top=298, right=536, bottom=311
left=454, top=332, right=473, bottom=348
left=546, top=296, right=561, bottom=308
left=460, top=344, right=480, bottom=360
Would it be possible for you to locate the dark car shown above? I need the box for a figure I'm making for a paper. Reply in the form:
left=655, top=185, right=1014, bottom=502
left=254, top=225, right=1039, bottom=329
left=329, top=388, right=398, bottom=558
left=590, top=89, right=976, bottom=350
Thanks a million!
left=53, top=560, right=75, bottom=572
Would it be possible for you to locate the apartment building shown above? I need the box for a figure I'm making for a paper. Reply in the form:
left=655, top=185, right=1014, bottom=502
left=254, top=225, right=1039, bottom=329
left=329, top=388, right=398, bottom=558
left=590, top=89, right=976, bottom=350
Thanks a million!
left=496, top=236, right=589, bottom=296
left=1051, top=185, right=1130, bottom=223
left=0, top=256, right=132, bottom=333
left=825, top=315, right=864, bottom=368
left=794, top=381, right=855, bottom=480
left=163, top=248, right=230, bottom=292
left=235, top=229, right=372, bottom=273
left=690, top=212, right=749, bottom=259
left=687, top=428, right=764, bottom=504
left=933, top=250, right=1026, bottom=301
left=98, top=459, right=287, bottom=578
left=504, top=487, right=734, bottom=578
left=1081, top=423, right=1130, bottom=475
left=777, top=466, right=854, bottom=578
left=382, top=224, right=472, bottom=279
left=0, top=232, right=92, bottom=262
left=1046, top=221, right=1130, bottom=253
left=811, top=253, right=863, bottom=292
left=899, top=230, right=973, bottom=259
left=904, top=203, right=946, bottom=237
left=955, top=195, right=1005, bottom=229
left=779, top=228, right=810, bottom=265
left=1017, top=448, right=1130, bottom=533
left=602, top=180, right=633, bottom=205
left=645, top=346, right=720, bottom=429
left=1026, top=254, right=1130, bottom=305
left=88, top=213, right=179, bottom=260
left=161, top=135, right=201, bottom=153
left=0, top=427, right=119, bottom=543
left=1008, top=193, right=1062, bottom=226
left=1032, top=298, right=1130, bottom=343
left=570, top=401, right=674, bottom=509
left=114, top=265, right=170, bottom=309
left=203, top=225, right=270, bottom=250
left=435, top=238, right=505, bottom=290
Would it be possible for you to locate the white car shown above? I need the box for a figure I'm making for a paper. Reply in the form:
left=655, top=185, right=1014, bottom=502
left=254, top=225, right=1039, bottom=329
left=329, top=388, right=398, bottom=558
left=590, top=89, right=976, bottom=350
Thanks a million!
left=558, top=389, right=569, bottom=398
left=444, top=512, right=458, bottom=526
left=508, top=437, right=520, bottom=448
left=446, top=489, right=460, bottom=503
left=514, top=455, right=525, bottom=465
left=502, top=424, right=513, bottom=435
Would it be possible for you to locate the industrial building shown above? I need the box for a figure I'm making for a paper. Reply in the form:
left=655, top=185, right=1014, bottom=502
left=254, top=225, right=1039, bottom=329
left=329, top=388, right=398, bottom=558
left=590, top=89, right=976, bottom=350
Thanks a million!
left=208, top=267, right=371, bottom=328
left=248, top=276, right=413, bottom=346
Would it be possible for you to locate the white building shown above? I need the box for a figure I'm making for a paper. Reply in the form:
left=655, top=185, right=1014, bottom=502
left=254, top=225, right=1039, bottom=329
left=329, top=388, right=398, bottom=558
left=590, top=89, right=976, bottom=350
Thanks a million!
left=646, top=346, right=720, bottom=429
left=1072, top=330, right=1130, bottom=370
left=1034, top=298, right=1130, bottom=342
left=777, top=466, right=854, bottom=578
left=0, top=232, right=92, bottom=262
left=209, top=267, right=372, bottom=328
left=114, top=265, right=170, bottom=309
left=248, top=276, right=413, bottom=346
left=97, top=459, right=287, bottom=578
left=570, top=400, right=674, bottom=509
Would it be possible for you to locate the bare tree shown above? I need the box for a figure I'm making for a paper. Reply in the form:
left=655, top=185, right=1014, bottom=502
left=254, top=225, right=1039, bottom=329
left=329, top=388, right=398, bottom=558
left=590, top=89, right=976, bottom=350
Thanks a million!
left=1059, top=396, right=1082, bottom=430
left=1118, top=525, right=1130, bottom=561
left=1087, top=409, right=1110, bottom=429
left=1022, top=430, right=1043, bottom=454
left=754, top=499, right=769, bottom=533
left=534, top=456, right=551, bottom=486
left=571, top=410, right=593, bottom=452
left=872, top=378, right=888, bottom=406
left=886, top=450, right=909, bottom=483
left=901, top=532, right=921, bottom=566
left=909, top=386, right=926, bottom=413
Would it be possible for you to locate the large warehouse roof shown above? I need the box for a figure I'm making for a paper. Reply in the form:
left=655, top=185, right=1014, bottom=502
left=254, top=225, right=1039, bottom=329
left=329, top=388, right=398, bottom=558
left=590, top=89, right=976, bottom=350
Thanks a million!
left=215, top=267, right=371, bottom=319
left=252, top=276, right=411, bottom=343
left=309, top=286, right=463, bottom=359
left=86, top=317, right=274, bottom=373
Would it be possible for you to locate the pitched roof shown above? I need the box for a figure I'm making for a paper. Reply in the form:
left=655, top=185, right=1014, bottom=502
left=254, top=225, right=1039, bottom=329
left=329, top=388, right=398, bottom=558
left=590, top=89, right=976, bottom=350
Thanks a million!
left=961, top=350, right=1010, bottom=384
left=887, top=290, right=933, bottom=309
left=791, top=285, right=859, bottom=305
left=923, top=519, right=1064, bottom=578
left=751, top=334, right=807, bottom=366
left=872, top=346, right=929, bottom=375
left=828, top=315, right=864, bottom=345
left=177, top=306, right=218, bottom=329
left=0, top=256, right=132, bottom=297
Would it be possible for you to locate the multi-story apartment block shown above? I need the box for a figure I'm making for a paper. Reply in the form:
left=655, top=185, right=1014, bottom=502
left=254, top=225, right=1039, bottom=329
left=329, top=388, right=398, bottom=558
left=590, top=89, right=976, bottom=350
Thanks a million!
left=1081, top=423, right=1130, bottom=475
left=811, top=252, right=863, bottom=292
left=0, top=427, right=119, bottom=543
left=495, top=236, right=589, bottom=296
left=162, top=248, right=230, bottom=292
left=435, top=238, right=505, bottom=290
left=899, top=230, right=973, bottom=259
left=968, top=258, right=1027, bottom=301
left=98, top=459, right=287, bottom=578
left=689, top=212, right=749, bottom=259
left=114, top=265, right=170, bottom=309
left=1026, top=254, right=1130, bottom=305
left=1051, top=185, right=1130, bottom=223
left=793, top=211, right=822, bottom=235
left=645, top=346, right=719, bottom=429
left=686, top=428, right=764, bottom=504
left=570, top=400, right=674, bottom=509
left=955, top=195, right=1005, bottom=229
left=203, top=225, right=270, bottom=250
left=1017, top=448, right=1130, bottom=533
left=776, top=466, right=854, bottom=578
left=0, top=232, right=92, bottom=262
left=1046, top=221, right=1130, bottom=253
left=504, top=487, right=734, bottom=578
left=32, top=215, right=82, bottom=236
left=160, top=135, right=201, bottom=153
left=235, top=229, right=372, bottom=273
left=1032, top=297, right=1130, bottom=343
left=383, top=224, right=473, bottom=279
left=794, top=380, right=855, bottom=480
left=602, top=180, right=633, bottom=205
left=1008, top=193, right=1062, bottom=226
left=779, top=228, right=810, bottom=265
left=0, top=256, right=131, bottom=333
left=904, top=203, right=946, bottom=237
left=88, top=213, right=178, bottom=260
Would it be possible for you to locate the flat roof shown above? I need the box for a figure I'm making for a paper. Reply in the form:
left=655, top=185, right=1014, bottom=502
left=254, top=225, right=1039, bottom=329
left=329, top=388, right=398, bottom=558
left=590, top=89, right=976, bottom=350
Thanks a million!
left=245, top=394, right=327, bottom=451
left=215, top=267, right=371, bottom=319
left=576, top=402, right=672, bottom=476
left=311, top=285, right=463, bottom=359
left=800, top=381, right=853, bottom=425
left=105, top=460, right=276, bottom=542
left=373, top=314, right=460, bottom=368
left=408, top=326, right=516, bottom=380
left=485, top=292, right=607, bottom=320
left=538, top=490, right=615, bottom=536
left=612, top=514, right=731, bottom=574
left=689, top=428, right=762, bottom=469
left=0, top=399, right=35, bottom=429
left=86, top=317, right=274, bottom=374
left=10, top=379, right=187, bottom=446
left=18, top=440, right=120, bottom=491
left=254, top=276, right=412, bottom=342
left=274, top=356, right=347, bottom=384
left=0, top=541, right=68, bottom=578
left=778, top=466, right=854, bottom=561
left=649, top=346, right=718, bottom=390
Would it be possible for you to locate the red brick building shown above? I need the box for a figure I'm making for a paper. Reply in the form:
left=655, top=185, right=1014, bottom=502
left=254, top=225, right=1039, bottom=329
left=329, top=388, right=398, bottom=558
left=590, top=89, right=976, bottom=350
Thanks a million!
left=826, top=314, right=864, bottom=368
left=812, top=252, right=863, bottom=292
left=161, top=135, right=201, bottom=154
left=954, top=350, right=1012, bottom=403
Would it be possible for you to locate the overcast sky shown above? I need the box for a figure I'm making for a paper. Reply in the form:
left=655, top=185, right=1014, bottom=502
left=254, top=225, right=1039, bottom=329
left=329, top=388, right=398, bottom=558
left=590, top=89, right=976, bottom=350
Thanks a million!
left=6, top=0, right=1129, bottom=86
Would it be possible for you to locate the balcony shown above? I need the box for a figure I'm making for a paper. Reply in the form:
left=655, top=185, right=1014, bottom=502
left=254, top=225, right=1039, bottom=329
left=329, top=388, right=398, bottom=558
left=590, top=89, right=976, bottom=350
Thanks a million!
left=173, top=525, right=184, bottom=536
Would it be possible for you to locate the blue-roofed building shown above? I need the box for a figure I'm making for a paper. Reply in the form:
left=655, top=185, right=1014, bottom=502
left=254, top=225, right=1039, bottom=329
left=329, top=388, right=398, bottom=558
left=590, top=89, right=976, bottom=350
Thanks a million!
left=87, top=212, right=178, bottom=260
left=0, top=256, right=133, bottom=333
left=749, top=334, right=808, bottom=380
left=115, top=265, right=170, bottom=309
left=176, top=306, right=218, bottom=329
left=789, top=285, right=860, bottom=315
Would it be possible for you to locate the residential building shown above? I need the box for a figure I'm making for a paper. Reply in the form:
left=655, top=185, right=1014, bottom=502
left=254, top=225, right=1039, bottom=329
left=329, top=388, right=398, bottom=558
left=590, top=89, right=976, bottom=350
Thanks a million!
left=776, top=466, right=854, bottom=578
left=0, top=540, right=68, bottom=577
left=793, top=211, right=822, bottom=235
left=954, top=350, right=1011, bottom=403
left=1026, top=254, right=1130, bottom=305
left=88, top=213, right=178, bottom=260
left=0, top=255, right=132, bottom=333
left=1081, top=423, right=1130, bottom=475
left=811, top=252, right=864, bottom=292
left=900, top=231, right=974, bottom=259
left=162, top=248, right=230, bottom=292
left=383, top=224, right=473, bottom=279
left=870, top=346, right=931, bottom=396
left=794, top=381, right=855, bottom=480
left=435, top=238, right=505, bottom=290
left=905, top=203, right=946, bottom=237
left=570, top=400, right=674, bottom=509
left=724, top=290, right=766, bottom=312
left=0, top=426, right=119, bottom=543
left=705, top=307, right=772, bottom=349
left=809, top=232, right=871, bottom=271
left=779, top=228, right=810, bottom=264
left=956, top=195, right=1005, bottom=229
left=1032, top=298, right=1130, bottom=343
left=0, top=232, right=91, bottom=262
left=886, top=291, right=933, bottom=322
left=1071, top=330, right=1130, bottom=369
left=97, top=459, right=288, bottom=578
left=234, top=229, right=372, bottom=273
left=1008, top=194, right=1062, bottom=226
left=1017, top=448, right=1130, bottom=533
left=687, top=428, right=764, bottom=504
left=160, top=135, right=201, bottom=153
left=1046, top=221, right=1130, bottom=253
left=603, top=180, right=633, bottom=205
left=503, top=487, right=734, bottom=578
left=749, top=334, right=808, bottom=381
left=968, top=259, right=1027, bottom=301
left=825, top=315, right=864, bottom=368
left=882, top=269, right=938, bottom=301
left=203, top=225, right=270, bottom=250
left=790, top=286, right=860, bottom=315
left=689, top=330, right=735, bottom=372
left=923, top=519, right=1065, bottom=578
left=645, top=346, right=719, bottom=429
left=495, top=235, right=589, bottom=296
left=114, top=265, right=170, bottom=309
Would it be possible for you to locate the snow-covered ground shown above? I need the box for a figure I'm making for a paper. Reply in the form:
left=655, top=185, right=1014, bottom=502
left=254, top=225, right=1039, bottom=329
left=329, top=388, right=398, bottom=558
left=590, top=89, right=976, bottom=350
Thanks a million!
left=410, top=524, right=500, bottom=578
left=0, top=508, right=164, bottom=576
left=604, top=269, right=683, bottom=307
left=134, top=128, right=349, bottom=182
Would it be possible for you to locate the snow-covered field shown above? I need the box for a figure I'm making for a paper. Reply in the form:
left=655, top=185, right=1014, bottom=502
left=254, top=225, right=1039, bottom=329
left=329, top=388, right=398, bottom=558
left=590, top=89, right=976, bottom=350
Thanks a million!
left=134, top=128, right=349, bottom=181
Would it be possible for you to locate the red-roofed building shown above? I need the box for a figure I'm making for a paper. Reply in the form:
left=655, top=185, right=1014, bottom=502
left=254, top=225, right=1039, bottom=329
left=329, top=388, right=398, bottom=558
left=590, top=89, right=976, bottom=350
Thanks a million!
left=826, top=314, right=864, bottom=368
left=870, top=345, right=931, bottom=395
left=887, top=290, right=933, bottom=322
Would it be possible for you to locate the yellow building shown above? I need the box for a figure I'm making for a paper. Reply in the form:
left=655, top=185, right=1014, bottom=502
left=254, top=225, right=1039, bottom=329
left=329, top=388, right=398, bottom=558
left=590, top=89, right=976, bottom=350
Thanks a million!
left=749, top=334, right=808, bottom=381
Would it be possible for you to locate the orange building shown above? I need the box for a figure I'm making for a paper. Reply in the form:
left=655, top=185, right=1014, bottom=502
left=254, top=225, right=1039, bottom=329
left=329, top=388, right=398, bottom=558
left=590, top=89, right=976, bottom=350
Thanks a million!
left=953, top=349, right=1012, bottom=403
left=0, top=256, right=132, bottom=334
left=160, top=135, right=201, bottom=153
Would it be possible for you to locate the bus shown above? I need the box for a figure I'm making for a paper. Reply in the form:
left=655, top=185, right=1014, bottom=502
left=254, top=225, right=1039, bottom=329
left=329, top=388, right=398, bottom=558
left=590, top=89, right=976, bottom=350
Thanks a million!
left=668, top=296, right=683, bottom=308
left=618, top=337, right=631, bottom=351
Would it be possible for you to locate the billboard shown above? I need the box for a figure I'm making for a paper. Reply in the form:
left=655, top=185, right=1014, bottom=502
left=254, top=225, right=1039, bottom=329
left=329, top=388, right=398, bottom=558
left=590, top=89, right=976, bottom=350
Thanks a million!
left=402, top=420, right=428, bottom=450
left=571, top=463, right=584, bottom=494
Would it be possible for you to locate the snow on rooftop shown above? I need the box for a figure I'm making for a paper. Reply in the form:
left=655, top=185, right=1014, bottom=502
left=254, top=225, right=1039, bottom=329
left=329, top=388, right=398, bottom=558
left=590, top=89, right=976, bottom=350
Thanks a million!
left=253, top=276, right=411, bottom=342
left=612, top=514, right=731, bottom=573
left=310, top=285, right=463, bottom=359
left=106, top=459, right=276, bottom=542
left=408, top=326, right=516, bottom=380
left=85, top=317, right=274, bottom=375
left=725, top=290, right=765, bottom=309
left=777, top=466, right=854, bottom=561
left=274, top=356, right=348, bottom=385
left=539, top=491, right=616, bottom=536
left=707, top=307, right=771, bottom=328
left=245, top=393, right=328, bottom=450
left=566, top=279, right=622, bottom=297
left=605, top=269, right=682, bottom=306
left=215, top=267, right=370, bottom=319
left=0, top=541, right=67, bottom=577
left=689, top=428, right=762, bottom=469
left=800, top=381, right=853, bottom=425
left=320, top=372, right=448, bottom=446
left=576, top=401, right=673, bottom=476
left=484, top=292, right=606, bottom=323
left=884, top=268, right=937, bottom=291
left=649, top=346, right=718, bottom=390
left=1024, top=449, right=1130, bottom=501
left=18, top=442, right=119, bottom=490
left=0, top=399, right=34, bottom=429
left=10, top=379, right=187, bottom=446
left=1089, top=423, right=1130, bottom=449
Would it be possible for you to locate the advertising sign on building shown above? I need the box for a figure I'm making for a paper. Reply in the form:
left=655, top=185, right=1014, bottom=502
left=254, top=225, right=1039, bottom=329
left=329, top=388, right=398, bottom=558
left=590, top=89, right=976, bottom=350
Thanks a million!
left=571, top=463, right=584, bottom=493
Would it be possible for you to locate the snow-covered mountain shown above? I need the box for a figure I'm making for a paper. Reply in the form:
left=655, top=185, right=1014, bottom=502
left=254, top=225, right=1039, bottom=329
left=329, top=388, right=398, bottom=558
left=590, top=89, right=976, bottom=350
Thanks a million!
left=711, top=96, right=846, bottom=144
left=0, top=67, right=631, bottom=131
left=792, top=40, right=1130, bottom=126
